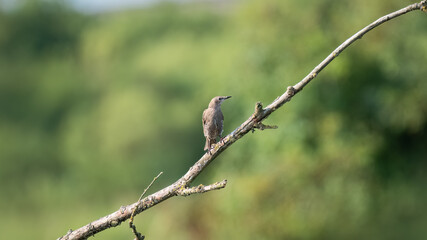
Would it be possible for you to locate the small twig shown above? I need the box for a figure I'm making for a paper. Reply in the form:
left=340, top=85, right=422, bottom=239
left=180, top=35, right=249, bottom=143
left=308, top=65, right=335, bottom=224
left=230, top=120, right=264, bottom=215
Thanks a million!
left=253, top=122, right=278, bottom=131
left=253, top=102, right=264, bottom=119
left=176, top=180, right=228, bottom=196
left=129, top=172, right=163, bottom=240
left=251, top=101, right=278, bottom=132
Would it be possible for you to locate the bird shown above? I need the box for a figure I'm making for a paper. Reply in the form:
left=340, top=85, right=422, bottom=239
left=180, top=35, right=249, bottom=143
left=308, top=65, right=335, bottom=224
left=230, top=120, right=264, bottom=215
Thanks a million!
left=202, top=96, right=231, bottom=152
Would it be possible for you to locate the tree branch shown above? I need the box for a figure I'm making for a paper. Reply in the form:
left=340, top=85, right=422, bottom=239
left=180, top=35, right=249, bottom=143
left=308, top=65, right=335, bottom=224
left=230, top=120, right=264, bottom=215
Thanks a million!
left=58, top=1, right=427, bottom=239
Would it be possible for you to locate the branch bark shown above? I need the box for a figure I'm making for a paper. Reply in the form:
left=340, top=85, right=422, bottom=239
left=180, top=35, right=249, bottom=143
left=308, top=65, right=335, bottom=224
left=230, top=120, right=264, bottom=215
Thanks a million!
left=58, top=1, right=427, bottom=239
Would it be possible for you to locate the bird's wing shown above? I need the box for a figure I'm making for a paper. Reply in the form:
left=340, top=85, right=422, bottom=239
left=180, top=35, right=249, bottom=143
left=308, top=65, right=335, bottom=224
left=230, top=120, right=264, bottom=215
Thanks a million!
left=218, top=111, right=224, bottom=136
left=202, top=109, right=210, bottom=137
left=202, top=109, right=207, bottom=126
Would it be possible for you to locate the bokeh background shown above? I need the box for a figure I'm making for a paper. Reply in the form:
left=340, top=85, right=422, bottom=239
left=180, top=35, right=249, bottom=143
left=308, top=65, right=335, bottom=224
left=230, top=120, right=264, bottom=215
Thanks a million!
left=1, top=0, right=426, bottom=239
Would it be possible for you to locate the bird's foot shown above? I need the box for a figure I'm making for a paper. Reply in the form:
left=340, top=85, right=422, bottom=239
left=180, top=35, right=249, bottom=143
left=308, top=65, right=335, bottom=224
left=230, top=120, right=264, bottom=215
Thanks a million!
left=206, top=148, right=212, bottom=155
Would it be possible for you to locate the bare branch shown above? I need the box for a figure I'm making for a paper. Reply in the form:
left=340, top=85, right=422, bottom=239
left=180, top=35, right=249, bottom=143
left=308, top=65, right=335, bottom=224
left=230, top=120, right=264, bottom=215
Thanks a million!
left=58, top=1, right=427, bottom=239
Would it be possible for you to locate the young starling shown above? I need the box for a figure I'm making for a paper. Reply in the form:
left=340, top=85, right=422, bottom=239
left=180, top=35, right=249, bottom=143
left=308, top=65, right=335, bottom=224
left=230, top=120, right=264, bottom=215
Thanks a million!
left=202, top=96, right=231, bottom=151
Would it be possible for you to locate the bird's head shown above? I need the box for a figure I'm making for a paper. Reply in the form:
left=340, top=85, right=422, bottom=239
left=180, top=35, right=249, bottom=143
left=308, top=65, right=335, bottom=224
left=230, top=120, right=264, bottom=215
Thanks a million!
left=209, top=96, right=231, bottom=108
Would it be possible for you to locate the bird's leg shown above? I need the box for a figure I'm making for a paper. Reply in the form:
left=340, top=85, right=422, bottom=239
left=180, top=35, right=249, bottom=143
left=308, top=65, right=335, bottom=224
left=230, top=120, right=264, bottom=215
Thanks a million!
left=207, top=142, right=214, bottom=155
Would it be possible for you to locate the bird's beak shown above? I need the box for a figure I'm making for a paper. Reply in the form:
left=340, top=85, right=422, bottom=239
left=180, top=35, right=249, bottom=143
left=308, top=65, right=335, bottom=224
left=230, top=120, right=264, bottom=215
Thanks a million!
left=223, top=96, right=232, bottom=100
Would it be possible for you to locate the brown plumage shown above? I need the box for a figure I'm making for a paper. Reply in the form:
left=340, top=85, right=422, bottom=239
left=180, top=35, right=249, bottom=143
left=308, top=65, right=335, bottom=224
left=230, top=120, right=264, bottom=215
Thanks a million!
left=202, top=96, right=231, bottom=151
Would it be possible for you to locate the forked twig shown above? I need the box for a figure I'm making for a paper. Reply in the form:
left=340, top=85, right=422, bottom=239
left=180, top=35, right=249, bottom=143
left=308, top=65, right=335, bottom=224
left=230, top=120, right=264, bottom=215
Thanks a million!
left=129, top=172, right=163, bottom=240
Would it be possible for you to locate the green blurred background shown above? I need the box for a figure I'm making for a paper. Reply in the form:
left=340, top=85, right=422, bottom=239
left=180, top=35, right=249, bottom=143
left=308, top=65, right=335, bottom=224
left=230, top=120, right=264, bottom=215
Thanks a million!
left=1, top=0, right=426, bottom=239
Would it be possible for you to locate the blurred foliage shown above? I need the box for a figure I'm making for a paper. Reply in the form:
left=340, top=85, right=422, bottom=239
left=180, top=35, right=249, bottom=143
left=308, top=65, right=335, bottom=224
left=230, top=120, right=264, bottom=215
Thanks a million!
left=0, top=0, right=426, bottom=239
